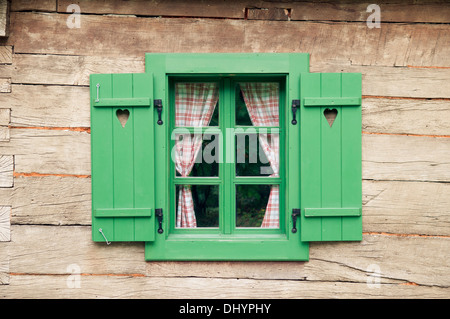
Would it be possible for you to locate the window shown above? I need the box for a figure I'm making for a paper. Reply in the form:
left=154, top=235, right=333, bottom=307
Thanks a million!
left=170, top=77, right=284, bottom=234
left=90, top=53, right=362, bottom=261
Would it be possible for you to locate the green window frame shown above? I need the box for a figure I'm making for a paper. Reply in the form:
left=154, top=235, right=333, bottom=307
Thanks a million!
left=168, top=75, right=286, bottom=236
left=89, top=53, right=362, bottom=261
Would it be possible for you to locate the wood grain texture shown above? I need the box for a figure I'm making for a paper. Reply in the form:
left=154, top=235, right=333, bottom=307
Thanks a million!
left=2, top=128, right=448, bottom=182
left=3, top=84, right=90, bottom=128
left=2, top=274, right=448, bottom=298
left=4, top=12, right=450, bottom=67
left=0, top=242, right=8, bottom=284
left=362, top=133, right=450, bottom=182
left=10, top=0, right=55, bottom=12
left=362, top=98, right=450, bottom=136
left=0, top=77, right=10, bottom=92
left=0, top=205, right=10, bottom=241
left=3, top=226, right=449, bottom=298
left=0, top=128, right=90, bottom=175
left=1, top=83, right=448, bottom=135
left=363, top=180, right=450, bottom=236
left=0, top=55, right=447, bottom=100
left=0, top=45, right=12, bottom=64
left=0, top=54, right=144, bottom=86
left=1, top=176, right=448, bottom=237
left=0, top=155, right=12, bottom=187
left=55, top=0, right=450, bottom=23
left=0, top=0, right=9, bottom=37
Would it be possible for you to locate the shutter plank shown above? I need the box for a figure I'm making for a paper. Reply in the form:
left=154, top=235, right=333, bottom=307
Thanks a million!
left=341, top=73, right=362, bottom=241
left=90, top=74, right=114, bottom=242
left=300, top=73, right=322, bottom=241
left=320, top=73, right=342, bottom=241
left=112, top=74, right=135, bottom=241
left=132, top=73, right=155, bottom=241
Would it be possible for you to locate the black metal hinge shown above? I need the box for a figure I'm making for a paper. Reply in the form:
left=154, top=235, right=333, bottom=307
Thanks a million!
left=155, top=208, right=163, bottom=234
left=154, top=99, right=163, bottom=125
left=291, top=99, right=300, bottom=125
left=292, top=209, right=300, bottom=233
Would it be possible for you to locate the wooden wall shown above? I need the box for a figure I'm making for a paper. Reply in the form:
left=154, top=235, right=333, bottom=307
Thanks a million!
left=0, top=0, right=449, bottom=299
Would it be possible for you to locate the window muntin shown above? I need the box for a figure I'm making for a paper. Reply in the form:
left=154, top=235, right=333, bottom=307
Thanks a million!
left=169, top=76, right=285, bottom=233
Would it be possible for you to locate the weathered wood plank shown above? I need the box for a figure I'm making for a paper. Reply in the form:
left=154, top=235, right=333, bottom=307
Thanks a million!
left=2, top=128, right=449, bottom=182
left=0, top=205, right=10, bottom=241
left=5, top=54, right=144, bottom=86
left=0, top=155, right=12, bottom=187
left=1, top=54, right=448, bottom=99
left=1, top=54, right=144, bottom=86
left=6, top=175, right=91, bottom=225
left=362, top=133, right=450, bottom=182
left=362, top=180, right=450, bottom=236
left=0, top=128, right=91, bottom=175
left=0, top=77, right=10, bottom=92
left=145, top=235, right=450, bottom=289
left=0, top=108, right=9, bottom=125
left=2, top=177, right=448, bottom=238
left=247, top=7, right=290, bottom=21
left=2, top=83, right=449, bottom=135
left=0, top=0, right=9, bottom=38
left=0, top=242, right=9, bottom=284
left=0, top=45, right=12, bottom=64
left=3, top=85, right=90, bottom=128
left=362, top=98, right=450, bottom=136
left=290, top=1, right=450, bottom=24
left=55, top=0, right=450, bottom=23
left=5, top=226, right=450, bottom=293
left=2, top=274, right=448, bottom=298
left=8, top=225, right=145, bottom=276
left=311, top=62, right=450, bottom=99
left=5, top=12, right=450, bottom=67
left=10, top=0, right=55, bottom=12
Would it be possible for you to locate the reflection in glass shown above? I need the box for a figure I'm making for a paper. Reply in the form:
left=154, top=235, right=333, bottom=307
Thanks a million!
left=235, top=133, right=274, bottom=176
left=176, top=185, right=219, bottom=228
left=236, top=184, right=277, bottom=228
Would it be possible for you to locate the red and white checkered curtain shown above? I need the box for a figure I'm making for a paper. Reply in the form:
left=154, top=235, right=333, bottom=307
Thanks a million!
left=175, top=83, right=219, bottom=228
left=240, top=83, right=280, bottom=228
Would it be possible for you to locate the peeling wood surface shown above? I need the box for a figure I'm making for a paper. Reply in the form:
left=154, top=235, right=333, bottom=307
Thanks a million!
left=0, top=1, right=449, bottom=299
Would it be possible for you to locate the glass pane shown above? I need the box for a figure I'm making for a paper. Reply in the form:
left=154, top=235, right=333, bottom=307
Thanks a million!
left=176, top=185, right=219, bottom=228
left=236, top=184, right=279, bottom=228
left=173, top=133, right=220, bottom=177
left=236, top=82, right=279, bottom=126
left=235, top=133, right=279, bottom=177
left=175, top=82, right=219, bottom=127
left=235, top=86, right=252, bottom=126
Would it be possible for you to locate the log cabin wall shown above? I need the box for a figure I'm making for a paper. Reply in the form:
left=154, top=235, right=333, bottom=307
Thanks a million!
left=0, top=0, right=449, bottom=298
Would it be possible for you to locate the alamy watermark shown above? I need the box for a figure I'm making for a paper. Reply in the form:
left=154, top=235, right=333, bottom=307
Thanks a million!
left=66, top=4, right=81, bottom=29
left=367, top=4, right=381, bottom=29
left=366, top=264, right=381, bottom=288
left=66, top=263, right=81, bottom=288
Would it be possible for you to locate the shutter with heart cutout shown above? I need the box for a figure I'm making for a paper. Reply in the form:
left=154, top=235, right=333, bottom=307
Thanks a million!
left=299, top=72, right=362, bottom=241
left=90, top=73, right=156, bottom=242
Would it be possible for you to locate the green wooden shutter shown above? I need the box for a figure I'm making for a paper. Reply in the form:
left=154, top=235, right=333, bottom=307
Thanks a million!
left=90, top=73, right=156, bottom=242
left=299, top=72, right=362, bottom=241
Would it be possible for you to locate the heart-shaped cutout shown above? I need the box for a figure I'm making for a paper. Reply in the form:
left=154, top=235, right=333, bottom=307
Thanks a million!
left=323, top=108, right=338, bottom=127
left=116, top=109, right=130, bottom=128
